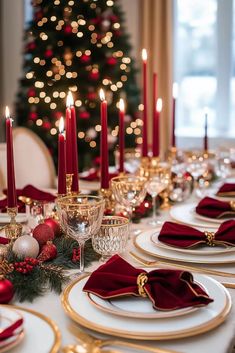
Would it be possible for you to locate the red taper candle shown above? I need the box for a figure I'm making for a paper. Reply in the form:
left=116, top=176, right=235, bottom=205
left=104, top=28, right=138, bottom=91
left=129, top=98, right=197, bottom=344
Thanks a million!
left=5, top=107, right=17, bottom=208
left=142, top=49, right=148, bottom=157
left=119, top=98, right=125, bottom=173
left=172, top=83, right=178, bottom=148
left=100, top=89, right=109, bottom=189
left=58, top=117, right=66, bottom=195
left=204, top=108, right=208, bottom=151
left=65, top=92, right=73, bottom=174
left=152, top=73, right=158, bottom=156
left=70, top=103, right=79, bottom=192
left=152, top=98, right=162, bottom=157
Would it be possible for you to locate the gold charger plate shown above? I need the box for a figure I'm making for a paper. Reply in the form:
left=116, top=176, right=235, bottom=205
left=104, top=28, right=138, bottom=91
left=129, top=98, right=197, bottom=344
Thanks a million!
left=61, top=273, right=231, bottom=340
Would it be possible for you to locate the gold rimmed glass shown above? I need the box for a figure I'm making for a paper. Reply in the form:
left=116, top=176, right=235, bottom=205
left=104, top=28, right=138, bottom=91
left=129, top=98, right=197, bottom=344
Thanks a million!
left=56, top=195, right=105, bottom=274
left=92, top=216, right=129, bottom=262
left=111, top=175, right=147, bottom=235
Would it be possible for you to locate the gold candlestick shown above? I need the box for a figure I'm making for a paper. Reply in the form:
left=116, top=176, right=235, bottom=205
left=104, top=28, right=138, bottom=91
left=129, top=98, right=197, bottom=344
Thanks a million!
left=66, top=173, right=73, bottom=195
left=5, top=207, right=23, bottom=242
left=99, top=188, right=115, bottom=212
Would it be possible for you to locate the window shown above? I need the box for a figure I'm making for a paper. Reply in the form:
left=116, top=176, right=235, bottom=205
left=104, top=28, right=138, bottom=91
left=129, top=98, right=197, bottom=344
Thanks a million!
left=174, top=0, right=234, bottom=142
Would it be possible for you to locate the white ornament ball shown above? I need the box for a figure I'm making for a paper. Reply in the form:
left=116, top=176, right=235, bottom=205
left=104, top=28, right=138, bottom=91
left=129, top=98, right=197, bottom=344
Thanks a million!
left=13, top=235, right=40, bottom=258
left=86, top=128, right=97, bottom=139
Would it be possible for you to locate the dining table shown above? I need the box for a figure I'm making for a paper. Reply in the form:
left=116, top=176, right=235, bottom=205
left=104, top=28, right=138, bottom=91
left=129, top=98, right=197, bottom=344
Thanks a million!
left=3, top=178, right=235, bottom=353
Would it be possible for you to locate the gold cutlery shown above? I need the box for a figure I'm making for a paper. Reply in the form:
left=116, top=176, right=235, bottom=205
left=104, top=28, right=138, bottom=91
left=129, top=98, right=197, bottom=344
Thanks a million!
left=129, top=251, right=235, bottom=279
left=69, top=325, right=182, bottom=353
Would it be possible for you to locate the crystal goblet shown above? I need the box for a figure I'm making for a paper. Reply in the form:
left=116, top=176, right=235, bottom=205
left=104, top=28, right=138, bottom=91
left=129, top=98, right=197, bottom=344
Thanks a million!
left=56, top=195, right=105, bottom=274
left=111, top=175, right=147, bottom=235
left=92, top=216, right=129, bottom=262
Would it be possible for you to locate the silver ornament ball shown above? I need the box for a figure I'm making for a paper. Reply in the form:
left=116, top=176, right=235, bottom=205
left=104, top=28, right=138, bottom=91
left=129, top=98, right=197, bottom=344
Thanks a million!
left=13, top=235, right=40, bottom=258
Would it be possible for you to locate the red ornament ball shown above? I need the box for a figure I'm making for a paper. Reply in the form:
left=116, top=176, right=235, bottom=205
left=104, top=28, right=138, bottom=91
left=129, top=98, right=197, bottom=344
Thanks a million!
left=88, top=71, right=100, bottom=81
left=28, top=112, right=38, bottom=120
left=33, top=223, right=54, bottom=247
left=106, top=57, right=117, bottom=66
left=64, top=24, right=72, bottom=34
left=27, top=42, right=36, bottom=51
left=0, top=279, right=14, bottom=304
left=44, top=49, right=53, bottom=58
left=27, top=88, right=36, bottom=97
left=80, top=54, right=90, bottom=64
left=37, top=241, right=57, bottom=262
left=42, top=121, right=51, bottom=130
left=87, top=92, right=97, bottom=100
left=44, top=218, right=61, bottom=237
left=79, top=111, right=90, bottom=120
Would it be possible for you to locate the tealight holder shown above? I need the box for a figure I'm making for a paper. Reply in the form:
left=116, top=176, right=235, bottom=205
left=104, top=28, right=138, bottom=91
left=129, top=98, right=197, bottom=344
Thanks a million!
left=99, top=188, right=115, bottom=212
left=5, top=207, right=23, bottom=242
left=66, top=173, right=73, bottom=195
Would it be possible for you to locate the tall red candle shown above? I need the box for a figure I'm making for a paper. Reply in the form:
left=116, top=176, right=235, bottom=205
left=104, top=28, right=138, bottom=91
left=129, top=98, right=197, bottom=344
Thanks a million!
left=100, top=89, right=109, bottom=189
left=172, top=82, right=178, bottom=148
left=152, top=98, right=162, bottom=157
left=58, top=117, right=66, bottom=195
left=65, top=92, right=73, bottom=174
left=70, top=104, right=79, bottom=192
left=119, top=98, right=125, bottom=173
left=152, top=73, right=158, bottom=156
left=204, top=108, right=208, bottom=151
left=5, top=107, right=17, bottom=208
left=142, top=49, right=148, bottom=157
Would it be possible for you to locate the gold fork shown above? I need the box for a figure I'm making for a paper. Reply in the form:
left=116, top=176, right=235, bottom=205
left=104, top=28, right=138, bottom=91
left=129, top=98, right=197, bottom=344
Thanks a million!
left=129, top=251, right=235, bottom=279
left=69, top=325, right=181, bottom=353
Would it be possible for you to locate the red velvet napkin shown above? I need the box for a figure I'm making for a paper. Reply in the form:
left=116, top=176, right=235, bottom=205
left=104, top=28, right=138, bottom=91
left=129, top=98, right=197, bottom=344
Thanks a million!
left=0, top=318, right=23, bottom=341
left=0, top=185, right=55, bottom=213
left=216, top=183, right=235, bottom=197
left=196, top=197, right=235, bottom=219
left=83, top=255, right=213, bottom=311
left=0, top=237, right=9, bottom=245
left=158, top=220, right=235, bottom=248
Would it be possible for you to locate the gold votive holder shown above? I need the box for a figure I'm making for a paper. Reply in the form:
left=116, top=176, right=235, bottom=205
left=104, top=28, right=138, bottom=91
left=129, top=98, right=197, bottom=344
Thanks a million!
left=66, top=173, right=73, bottom=195
left=99, top=188, right=115, bottom=212
left=5, top=207, right=23, bottom=242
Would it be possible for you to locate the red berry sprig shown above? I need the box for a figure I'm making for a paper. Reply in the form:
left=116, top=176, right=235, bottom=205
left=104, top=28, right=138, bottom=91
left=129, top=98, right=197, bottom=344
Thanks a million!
left=14, top=257, right=39, bottom=275
left=72, top=248, right=80, bottom=263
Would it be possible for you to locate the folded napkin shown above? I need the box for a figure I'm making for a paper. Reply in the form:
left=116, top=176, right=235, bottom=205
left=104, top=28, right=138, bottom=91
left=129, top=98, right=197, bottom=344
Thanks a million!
left=196, top=197, right=235, bottom=219
left=0, top=318, right=23, bottom=341
left=0, top=185, right=55, bottom=213
left=83, top=255, right=213, bottom=311
left=158, top=220, right=235, bottom=248
left=216, top=183, right=235, bottom=197
left=0, top=237, right=9, bottom=245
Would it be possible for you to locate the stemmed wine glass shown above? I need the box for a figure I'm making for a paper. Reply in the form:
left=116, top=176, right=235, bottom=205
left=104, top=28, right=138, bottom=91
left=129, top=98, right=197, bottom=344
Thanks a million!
left=111, top=175, right=147, bottom=235
left=147, top=169, right=171, bottom=226
left=56, top=195, right=105, bottom=274
left=186, top=154, right=208, bottom=194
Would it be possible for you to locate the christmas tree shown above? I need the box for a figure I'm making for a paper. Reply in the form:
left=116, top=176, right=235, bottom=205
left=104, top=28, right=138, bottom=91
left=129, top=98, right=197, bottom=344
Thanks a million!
left=15, top=0, right=140, bottom=170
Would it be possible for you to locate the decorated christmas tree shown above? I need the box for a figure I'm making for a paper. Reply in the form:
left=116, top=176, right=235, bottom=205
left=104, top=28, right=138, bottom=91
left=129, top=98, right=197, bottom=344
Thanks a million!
left=15, top=0, right=140, bottom=170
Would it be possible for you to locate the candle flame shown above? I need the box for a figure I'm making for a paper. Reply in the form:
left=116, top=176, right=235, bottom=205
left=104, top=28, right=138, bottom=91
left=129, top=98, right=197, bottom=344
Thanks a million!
left=66, top=91, right=74, bottom=107
left=119, top=98, right=125, bottom=112
left=172, top=82, right=178, bottom=99
left=156, top=98, right=163, bottom=113
left=142, top=48, right=147, bottom=62
left=99, top=88, right=105, bottom=101
left=59, top=117, right=64, bottom=133
left=5, top=106, right=10, bottom=118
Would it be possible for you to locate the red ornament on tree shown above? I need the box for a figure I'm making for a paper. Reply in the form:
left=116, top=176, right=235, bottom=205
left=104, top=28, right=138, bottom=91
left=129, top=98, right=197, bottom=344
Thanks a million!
left=27, top=42, right=36, bottom=51
left=88, top=71, right=99, bottom=81
left=86, top=92, right=96, bottom=100
left=0, top=278, right=14, bottom=304
left=33, top=223, right=55, bottom=247
left=27, top=88, right=36, bottom=97
left=44, top=218, right=61, bottom=237
left=64, top=24, right=72, bottom=34
left=37, top=241, right=57, bottom=262
left=106, top=57, right=117, bottom=66
left=44, top=49, right=53, bottom=58
left=80, top=54, right=90, bottom=64
left=28, top=111, right=38, bottom=120
left=79, top=111, right=90, bottom=119
left=43, top=121, right=51, bottom=130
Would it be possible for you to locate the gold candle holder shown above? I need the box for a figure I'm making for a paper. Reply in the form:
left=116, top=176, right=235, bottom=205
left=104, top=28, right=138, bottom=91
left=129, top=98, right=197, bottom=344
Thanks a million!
left=99, top=188, right=115, bottom=212
left=66, top=173, right=73, bottom=195
left=5, top=207, right=23, bottom=242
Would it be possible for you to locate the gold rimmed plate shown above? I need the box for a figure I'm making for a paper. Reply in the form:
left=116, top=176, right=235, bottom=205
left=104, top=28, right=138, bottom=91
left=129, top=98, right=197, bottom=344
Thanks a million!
left=0, top=306, right=24, bottom=352
left=61, top=273, right=231, bottom=340
left=151, top=232, right=235, bottom=256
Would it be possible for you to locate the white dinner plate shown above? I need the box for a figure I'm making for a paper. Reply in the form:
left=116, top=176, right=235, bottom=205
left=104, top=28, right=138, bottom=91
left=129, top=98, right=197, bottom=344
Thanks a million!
left=151, top=232, right=235, bottom=256
left=0, top=306, right=24, bottom=352
left=135, top=230, right=235, bottom=264
left=87, top=292, right=198, bottom=319
left=170, top=203, right=219, bottom=228
left=0, top=213, right=27, bottom=224
left=0, top=305, right=61, bottom=353
left=61, top=273, right=231, bottom=340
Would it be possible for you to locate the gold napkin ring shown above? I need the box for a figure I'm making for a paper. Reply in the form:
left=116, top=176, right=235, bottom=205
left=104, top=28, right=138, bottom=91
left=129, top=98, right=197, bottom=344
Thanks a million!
left=137, top=272, right=148, bottom=297
left=230, top=201, right=235, bottom=211
left=204, top=231, right=215, bottom=246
